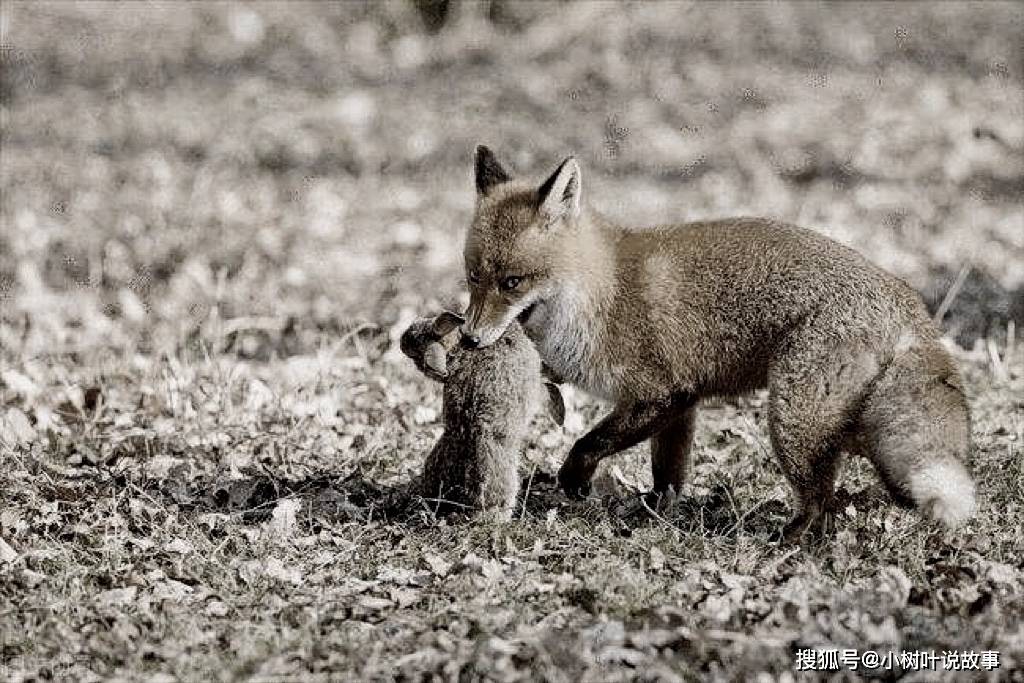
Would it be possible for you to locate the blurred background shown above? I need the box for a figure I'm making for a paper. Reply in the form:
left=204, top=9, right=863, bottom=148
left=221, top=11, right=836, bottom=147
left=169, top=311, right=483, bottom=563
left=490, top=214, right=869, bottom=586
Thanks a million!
left=1, top=0, right=1022, bottom=363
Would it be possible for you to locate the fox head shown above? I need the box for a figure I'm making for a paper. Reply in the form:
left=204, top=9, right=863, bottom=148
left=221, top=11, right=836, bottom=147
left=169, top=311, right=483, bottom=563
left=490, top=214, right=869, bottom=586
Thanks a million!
left=462, top=145, right=583, bottom=348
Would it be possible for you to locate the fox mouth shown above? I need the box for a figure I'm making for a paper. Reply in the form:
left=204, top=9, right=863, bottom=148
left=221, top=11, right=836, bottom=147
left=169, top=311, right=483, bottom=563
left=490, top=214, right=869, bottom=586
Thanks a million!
left=517, top=302, right=538, bottom=324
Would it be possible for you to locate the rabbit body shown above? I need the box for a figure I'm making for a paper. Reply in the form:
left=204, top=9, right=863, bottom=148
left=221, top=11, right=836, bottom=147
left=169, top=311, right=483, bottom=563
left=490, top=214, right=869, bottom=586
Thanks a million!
left=403, top=314, right=557, bottom=520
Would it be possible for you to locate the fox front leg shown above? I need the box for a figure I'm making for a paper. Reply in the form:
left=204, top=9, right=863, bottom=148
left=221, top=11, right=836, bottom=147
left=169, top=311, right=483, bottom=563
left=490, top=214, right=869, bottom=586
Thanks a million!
left=558, top=393, right=697, bottom=499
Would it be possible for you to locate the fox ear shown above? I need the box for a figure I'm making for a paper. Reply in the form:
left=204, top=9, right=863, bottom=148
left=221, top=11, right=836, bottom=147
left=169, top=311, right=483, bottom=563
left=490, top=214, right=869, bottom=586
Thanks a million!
left=544, top=382, right=566, bottom=426
left=431, top=311, right=465, bottom=338
left=537, top=156, right=581, bottom=223
left=475, top=145, right=510, bottom=196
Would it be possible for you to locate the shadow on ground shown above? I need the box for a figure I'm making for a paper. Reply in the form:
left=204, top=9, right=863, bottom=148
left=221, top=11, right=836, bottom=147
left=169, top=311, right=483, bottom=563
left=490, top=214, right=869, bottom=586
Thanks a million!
left=124, top=466, right=882, bottom=542
left=41, top=440, right=904, bottom=544
left=131, top=470, right=419, bottom=526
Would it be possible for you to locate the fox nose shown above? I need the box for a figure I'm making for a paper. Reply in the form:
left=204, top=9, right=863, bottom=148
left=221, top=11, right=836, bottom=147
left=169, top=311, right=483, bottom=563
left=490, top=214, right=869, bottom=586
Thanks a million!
left=462, top=334, right=481, bottom=349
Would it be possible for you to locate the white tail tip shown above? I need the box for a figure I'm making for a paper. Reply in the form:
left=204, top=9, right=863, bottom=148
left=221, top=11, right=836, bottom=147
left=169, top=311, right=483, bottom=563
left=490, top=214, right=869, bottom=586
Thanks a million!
left=909, top=461, right=977, bottom=527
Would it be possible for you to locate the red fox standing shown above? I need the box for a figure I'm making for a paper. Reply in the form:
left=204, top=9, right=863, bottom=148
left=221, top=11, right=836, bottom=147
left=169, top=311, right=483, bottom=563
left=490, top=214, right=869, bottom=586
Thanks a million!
left=461, top=145, right=976, bottom=541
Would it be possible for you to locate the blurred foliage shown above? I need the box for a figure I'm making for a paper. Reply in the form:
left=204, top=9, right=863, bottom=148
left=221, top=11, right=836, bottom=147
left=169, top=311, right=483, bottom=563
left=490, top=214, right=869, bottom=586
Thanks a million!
left=1, top=1, right=1022, bottom=362
left=0, top=0, right=1019, bottom=360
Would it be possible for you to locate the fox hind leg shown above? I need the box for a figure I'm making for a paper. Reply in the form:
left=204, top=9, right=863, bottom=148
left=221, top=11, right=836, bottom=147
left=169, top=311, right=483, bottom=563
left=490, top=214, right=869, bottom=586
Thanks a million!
left=769, top=411, right=846, bottom=543
left=767, top=329, right=883, bottom=542
left=650, top=405, right=698, bottom=494
left=852, top=340, right=976, bottom=527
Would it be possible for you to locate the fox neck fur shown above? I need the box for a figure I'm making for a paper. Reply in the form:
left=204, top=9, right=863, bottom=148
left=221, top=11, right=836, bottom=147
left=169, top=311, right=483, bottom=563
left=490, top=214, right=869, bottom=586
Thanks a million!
left=519, top=209, right=619, bottom=399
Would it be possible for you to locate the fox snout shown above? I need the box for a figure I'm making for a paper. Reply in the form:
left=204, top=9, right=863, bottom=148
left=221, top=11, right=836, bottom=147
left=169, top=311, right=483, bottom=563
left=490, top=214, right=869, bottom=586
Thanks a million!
left=460, top=321, right=505, bottom=348
left=462, top=299, right=510, bottom=348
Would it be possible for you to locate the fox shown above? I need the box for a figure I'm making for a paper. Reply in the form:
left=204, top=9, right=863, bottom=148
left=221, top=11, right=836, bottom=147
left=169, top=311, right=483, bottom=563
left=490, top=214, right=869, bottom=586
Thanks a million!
left=401, top=311, right=564, bottom=521
left=460, top=145, right=977, bottom=542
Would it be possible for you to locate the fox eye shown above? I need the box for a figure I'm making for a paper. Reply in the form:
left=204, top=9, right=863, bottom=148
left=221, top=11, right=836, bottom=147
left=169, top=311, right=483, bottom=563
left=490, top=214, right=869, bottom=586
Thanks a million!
left=500, top=276, right=523, bottom=292
left=467, top=270, right=481, bottom=286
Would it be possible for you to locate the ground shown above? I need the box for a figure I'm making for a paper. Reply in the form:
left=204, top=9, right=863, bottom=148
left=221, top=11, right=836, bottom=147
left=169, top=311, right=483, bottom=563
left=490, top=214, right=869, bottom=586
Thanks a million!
left=1, top=2, right=1023, bottom=681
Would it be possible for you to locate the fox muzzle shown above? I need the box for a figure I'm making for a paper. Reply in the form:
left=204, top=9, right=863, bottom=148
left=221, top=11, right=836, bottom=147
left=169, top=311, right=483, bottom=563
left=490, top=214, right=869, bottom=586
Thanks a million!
left=462, top=298, right=509, bottom=348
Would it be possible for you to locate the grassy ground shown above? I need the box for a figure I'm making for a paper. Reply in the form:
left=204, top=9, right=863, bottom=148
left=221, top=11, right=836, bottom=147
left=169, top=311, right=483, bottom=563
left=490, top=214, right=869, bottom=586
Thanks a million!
left=1, top=2, right=1023, bottom=681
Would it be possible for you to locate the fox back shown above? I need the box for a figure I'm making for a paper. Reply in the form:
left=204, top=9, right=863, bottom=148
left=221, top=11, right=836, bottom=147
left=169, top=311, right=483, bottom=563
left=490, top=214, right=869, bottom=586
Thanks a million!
left=464, top=173, right=933, bottom=403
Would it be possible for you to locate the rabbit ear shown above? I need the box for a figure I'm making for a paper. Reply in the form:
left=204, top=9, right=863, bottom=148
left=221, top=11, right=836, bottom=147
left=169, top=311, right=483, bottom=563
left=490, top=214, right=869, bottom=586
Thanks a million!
left=431, top=311, right=465, bottom=338
left=422, top=342, right=449, bottom=381
left=544, top=382, right=565, bottom=426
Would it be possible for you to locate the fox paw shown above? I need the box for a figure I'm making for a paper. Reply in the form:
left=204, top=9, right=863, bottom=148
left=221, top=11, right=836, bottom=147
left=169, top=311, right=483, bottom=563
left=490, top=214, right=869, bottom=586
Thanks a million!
left=641, top=487, right=680, bottom=512
left=557, top=465, right=593, bottom=500
left=780, top=507, right=835, bottom=545
left=561, top=480, right=592, bottom=500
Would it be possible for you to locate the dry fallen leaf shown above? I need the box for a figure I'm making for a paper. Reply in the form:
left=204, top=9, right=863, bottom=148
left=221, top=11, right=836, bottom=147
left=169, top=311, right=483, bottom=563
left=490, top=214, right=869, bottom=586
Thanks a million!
left=165, top=537, right=195, bottom=555
left=702, top=594, right=734, bottom=623
left=2, top=407, right=35, bottom=446
left=480, top=559, right=504, bottom=582
left=97, top=586, right=138, bottom=608
left=424, top=553, right=452, bottom=577
left=153, top=579, right=194, bottom=603
left=649, top=546, right=666, bottom=572
left=1, top=369, right=39, bottom=398
left=264, top=556, right=303, bottom=585
left=268, top=498, right=302, bottom=537
left=0, top=536, right=19, bottom=563
left=389, top=587, right=420, bottom=608
left=204, top=599, right=230, bottom=617
left=356, top=595, right=394, bottom=612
